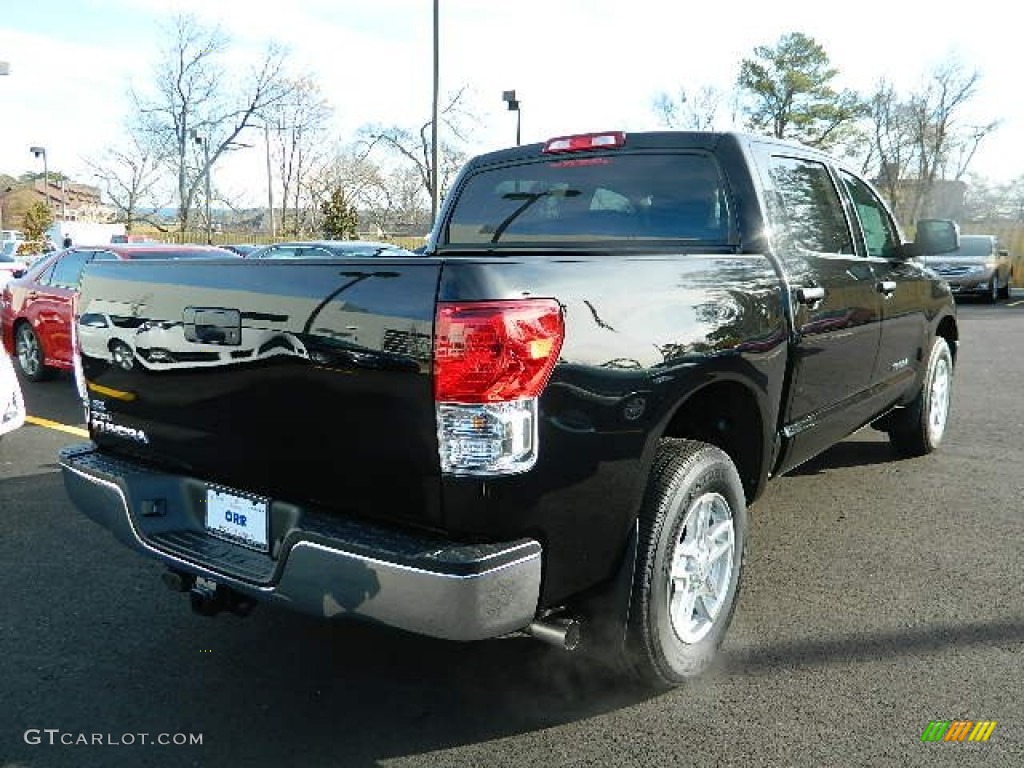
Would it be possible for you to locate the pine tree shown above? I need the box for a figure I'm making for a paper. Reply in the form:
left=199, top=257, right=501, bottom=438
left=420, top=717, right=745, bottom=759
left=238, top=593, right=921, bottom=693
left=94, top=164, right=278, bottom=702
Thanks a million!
left=23, top=202, right=54, bottom=241
left=320, top=187, right=359, bottom=239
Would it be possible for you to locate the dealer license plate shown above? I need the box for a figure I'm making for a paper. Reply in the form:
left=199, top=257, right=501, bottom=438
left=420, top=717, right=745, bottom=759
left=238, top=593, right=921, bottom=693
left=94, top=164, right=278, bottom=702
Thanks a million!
left=205, top=487, right=269, bottom=552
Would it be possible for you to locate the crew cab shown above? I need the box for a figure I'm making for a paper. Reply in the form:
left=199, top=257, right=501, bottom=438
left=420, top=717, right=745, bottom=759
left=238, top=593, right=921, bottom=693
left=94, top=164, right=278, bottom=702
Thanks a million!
left=59, top=132, right=959, bottom=686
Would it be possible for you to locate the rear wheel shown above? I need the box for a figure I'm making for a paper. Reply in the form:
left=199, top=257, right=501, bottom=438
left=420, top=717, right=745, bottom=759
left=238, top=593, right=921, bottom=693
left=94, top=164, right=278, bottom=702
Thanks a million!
left=888, top=336, right=953, bottom=457
left=14, top=322, right=54, bottom=382
left=621, top=438, right=747, bottom=686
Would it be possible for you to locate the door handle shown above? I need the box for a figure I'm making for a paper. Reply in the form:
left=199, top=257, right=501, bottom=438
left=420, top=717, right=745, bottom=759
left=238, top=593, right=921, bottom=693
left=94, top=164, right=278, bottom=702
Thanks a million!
left=796, top=286, right=826, bottom=305
left=877, top=281, right=897, bottom=297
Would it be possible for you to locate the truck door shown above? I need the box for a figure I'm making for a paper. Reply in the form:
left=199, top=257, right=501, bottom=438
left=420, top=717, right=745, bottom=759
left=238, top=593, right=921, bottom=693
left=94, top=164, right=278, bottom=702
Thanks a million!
left=758, top=153, right=884, bottom=471
left=838, top=169, right=930, bottom=403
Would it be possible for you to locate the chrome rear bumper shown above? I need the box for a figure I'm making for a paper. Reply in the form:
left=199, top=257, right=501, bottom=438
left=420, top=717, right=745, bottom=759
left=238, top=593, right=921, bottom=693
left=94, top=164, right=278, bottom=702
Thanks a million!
left=60, top=444, right=542, bottom=642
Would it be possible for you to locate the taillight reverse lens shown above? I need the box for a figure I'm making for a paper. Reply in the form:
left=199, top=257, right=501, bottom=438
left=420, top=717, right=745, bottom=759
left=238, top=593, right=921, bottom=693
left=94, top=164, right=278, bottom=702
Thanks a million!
left=434, top=299, right=564, bottom=476
left=434, top=299, right=564, bottom=404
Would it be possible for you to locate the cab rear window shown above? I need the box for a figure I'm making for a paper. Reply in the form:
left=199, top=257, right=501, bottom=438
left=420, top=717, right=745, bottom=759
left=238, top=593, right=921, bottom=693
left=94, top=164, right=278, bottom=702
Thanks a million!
left=443, top=154, right=730, bottom=246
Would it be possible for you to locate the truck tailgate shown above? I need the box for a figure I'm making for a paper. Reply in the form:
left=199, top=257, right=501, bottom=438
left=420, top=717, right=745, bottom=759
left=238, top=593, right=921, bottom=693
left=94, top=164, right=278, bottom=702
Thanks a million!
left=76, top=259, right=444, bottom=529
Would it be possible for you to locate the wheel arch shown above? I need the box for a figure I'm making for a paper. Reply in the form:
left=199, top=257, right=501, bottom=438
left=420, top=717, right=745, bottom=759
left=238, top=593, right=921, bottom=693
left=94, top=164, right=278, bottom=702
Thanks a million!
left=935, top=313, right=958, bottom=366
left=656, top=378, right=768, bottom=504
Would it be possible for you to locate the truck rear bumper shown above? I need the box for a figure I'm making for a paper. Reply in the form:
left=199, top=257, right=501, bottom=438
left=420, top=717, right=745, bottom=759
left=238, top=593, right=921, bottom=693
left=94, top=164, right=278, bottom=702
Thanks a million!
left=59, top=444, right=542, bottom=642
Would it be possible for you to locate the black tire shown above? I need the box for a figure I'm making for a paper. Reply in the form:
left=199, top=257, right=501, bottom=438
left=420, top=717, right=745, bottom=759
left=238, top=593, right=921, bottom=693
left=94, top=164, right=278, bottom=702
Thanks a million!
left=622, top=438, right=747, bottom=686
left=986, top=276, right=999, bottom=303
left=888, top=336, right=953, bottom=457
left=14, top=322, right=54, bottom=382
left=999, top=272, right=1011, bottom=300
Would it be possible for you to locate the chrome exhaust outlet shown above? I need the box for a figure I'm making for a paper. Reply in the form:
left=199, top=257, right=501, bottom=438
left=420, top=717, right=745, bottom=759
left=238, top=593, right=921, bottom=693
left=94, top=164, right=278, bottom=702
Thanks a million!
left=526, top=616, right=582, bottom=651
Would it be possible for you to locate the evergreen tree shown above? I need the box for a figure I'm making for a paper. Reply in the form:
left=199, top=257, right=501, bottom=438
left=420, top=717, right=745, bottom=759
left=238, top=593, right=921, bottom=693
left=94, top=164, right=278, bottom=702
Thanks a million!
left=23, top=202, right=54, bottom=241
left=737, top=32, right=866, bottom=150
left=320, top=187, right=359, bottom=239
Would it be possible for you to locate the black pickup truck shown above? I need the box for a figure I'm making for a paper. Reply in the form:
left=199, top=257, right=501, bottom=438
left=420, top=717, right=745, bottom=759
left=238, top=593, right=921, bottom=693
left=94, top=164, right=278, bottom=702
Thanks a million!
left=60, top=131, right=960, bottom=686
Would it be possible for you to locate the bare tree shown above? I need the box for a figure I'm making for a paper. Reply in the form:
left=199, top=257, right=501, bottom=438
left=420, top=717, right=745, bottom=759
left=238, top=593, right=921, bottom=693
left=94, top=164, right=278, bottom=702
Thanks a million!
left=329, top=145, right=398, bottom=236
left=653, top=86, right=728, bottom=130
left=134, top=14, right=296, bottom=231
left=86, top=128, right=169, bottom=232
left=863, top=78, right=919, bottom=215
left=360, top=86, right=477, bottom=214
left=861, top=58, right=999, bottom=224
left=264, top=76, right=333, bottom=235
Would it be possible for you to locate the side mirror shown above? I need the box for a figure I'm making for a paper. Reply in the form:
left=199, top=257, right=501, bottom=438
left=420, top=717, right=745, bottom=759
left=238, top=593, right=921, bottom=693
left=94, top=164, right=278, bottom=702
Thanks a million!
left=913, top=218, right=959, bottom=256
left=12, top=269, right=25, bottom=279
left=999, top=248, right=1009, bottom=257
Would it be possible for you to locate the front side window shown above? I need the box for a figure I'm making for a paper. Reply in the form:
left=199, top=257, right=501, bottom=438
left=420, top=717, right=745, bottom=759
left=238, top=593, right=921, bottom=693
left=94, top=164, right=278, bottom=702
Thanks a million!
left=840, top=171, right=900, bottom=258
left=444, top=153, right=731, bottom=246
left=766, top=156, right=854, bottom=256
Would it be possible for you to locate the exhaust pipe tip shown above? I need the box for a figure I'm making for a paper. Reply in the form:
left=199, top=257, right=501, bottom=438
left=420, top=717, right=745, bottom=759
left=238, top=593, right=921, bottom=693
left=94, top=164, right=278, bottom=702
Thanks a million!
left=527, top=616, right=582, bottom=652
left=161, top=570, right=193, bottom=593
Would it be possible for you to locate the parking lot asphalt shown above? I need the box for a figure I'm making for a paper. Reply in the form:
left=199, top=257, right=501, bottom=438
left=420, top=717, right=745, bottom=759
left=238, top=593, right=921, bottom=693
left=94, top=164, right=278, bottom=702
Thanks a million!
left=1, top=298, right=1022, bottom=767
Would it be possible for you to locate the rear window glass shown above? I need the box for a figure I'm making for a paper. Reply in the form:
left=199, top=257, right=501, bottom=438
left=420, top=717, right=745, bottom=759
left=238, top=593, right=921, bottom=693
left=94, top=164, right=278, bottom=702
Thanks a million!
left=443, top=153, right=730, bottom=245
left=118, top=249, right=234, bottom=260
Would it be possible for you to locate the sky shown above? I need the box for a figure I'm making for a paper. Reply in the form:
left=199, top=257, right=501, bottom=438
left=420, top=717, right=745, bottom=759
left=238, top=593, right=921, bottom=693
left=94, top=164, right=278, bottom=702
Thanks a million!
left=1, top=0, right=1020, bottom=209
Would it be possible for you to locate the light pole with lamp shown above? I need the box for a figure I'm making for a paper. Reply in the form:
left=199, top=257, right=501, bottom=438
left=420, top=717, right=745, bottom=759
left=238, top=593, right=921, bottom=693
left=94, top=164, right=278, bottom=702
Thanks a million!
left=190, top=130, right=212, bottom=244
left=502, top=90, right=521, bottom=146
left=29, top=146, right=50, bottom=213
left=1, top=64, right=8, bottom=229
left=257, top=122, right=276, bottom=237
left=430, top=0, right=440, bottom=224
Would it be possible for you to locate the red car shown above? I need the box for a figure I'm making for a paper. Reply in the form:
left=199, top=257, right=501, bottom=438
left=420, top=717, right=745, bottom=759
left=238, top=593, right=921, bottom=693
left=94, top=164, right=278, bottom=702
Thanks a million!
left=1, top=243, right=239, bottom=382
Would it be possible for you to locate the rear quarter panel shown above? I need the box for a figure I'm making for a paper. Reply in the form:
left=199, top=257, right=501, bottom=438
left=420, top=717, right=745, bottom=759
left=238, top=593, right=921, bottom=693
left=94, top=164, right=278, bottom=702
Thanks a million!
left=437, top=254, right=788, bottom=604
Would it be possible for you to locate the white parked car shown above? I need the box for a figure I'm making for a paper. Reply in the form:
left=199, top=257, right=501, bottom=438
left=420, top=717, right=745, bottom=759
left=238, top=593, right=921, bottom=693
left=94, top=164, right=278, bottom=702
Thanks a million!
left=0, top=352, right=26, bottom=439
left=0, top=240, right=30, bottom=288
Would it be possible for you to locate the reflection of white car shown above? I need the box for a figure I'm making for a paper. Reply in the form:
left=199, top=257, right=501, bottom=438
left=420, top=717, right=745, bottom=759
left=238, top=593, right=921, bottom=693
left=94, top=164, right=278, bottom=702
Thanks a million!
left=78, top=313, right=308, bottom=372
left=1, top=352, right=26, bottom=439
left=133, top=323, right=308, bottom=370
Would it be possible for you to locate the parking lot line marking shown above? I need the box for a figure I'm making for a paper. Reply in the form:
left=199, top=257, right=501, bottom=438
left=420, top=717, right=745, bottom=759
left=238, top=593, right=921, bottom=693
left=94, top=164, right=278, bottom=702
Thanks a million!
left=1007, top=300, right=1024, bottom=307
left=25, top=415, right=89, bottom=438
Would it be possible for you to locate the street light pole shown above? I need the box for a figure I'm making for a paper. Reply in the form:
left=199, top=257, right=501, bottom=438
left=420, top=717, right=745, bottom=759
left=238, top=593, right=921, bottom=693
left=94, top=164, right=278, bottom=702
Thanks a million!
left=502, top=91, right=521, bottom=146
left=203, top=138, right=212, bottom=244
left=191, top=131, right=213, bottom=244
left=1, top=65, right=7, bottom=229
left=430, top=0, right=439, bottom=224
left=29, top=146, right=50, bottom=213
left=264, top=123, right=275, bottom=237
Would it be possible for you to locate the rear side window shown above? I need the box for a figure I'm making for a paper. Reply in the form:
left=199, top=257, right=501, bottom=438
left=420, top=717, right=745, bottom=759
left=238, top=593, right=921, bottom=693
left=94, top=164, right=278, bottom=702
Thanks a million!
left=444, top=154, right=730, bottom=245
left=766, top=156, right=854, bottom=256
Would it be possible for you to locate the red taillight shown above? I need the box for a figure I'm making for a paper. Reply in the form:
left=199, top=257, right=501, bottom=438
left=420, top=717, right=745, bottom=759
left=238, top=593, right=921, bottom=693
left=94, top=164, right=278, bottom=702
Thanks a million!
left=542, top=131, right=626, bottom=154
left=434, top=299, right=564, bottom=403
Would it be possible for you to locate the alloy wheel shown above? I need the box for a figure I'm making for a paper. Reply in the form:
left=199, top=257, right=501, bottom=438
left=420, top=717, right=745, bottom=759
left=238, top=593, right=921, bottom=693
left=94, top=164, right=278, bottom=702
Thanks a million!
left=667, top=492, right=736, bottom=644
left=15, top=325, right=41, bottom=378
